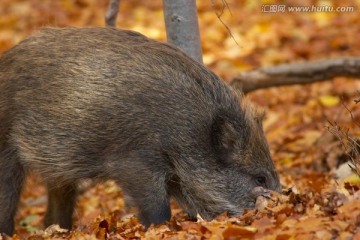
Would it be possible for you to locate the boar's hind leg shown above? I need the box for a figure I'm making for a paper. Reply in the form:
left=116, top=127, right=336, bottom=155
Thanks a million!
left=44, top=183, right=77, bottom=230
left=0, top=147, right=25, bottom=236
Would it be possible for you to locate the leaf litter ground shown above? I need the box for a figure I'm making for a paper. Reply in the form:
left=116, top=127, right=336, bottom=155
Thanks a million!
left=0, top=0, right=359, bottom=239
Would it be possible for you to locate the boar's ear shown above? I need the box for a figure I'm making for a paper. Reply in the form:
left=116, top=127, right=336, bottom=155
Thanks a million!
left=211, top=115, right=238, bottom=160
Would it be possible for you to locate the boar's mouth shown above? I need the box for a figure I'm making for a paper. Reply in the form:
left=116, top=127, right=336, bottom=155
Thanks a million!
left=251, top=186, right=272, bottom=198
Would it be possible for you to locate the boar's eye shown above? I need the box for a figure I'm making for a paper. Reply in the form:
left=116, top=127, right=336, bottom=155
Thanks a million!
left=254, top=176, right=267, bottom=188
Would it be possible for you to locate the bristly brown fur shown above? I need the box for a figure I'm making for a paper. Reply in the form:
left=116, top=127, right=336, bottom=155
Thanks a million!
left=0, top=27, right=280, bottom=236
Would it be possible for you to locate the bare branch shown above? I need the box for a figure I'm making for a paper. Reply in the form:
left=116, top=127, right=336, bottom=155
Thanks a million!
left=326, top=123, right=360, bottom=177
left=211, top=0, right=238, bottom=46
left=326, top=94, right=360, bottom=177
left=232, top=57, right=360, bottom=93
left=340, top=98, right=360, bottom=128
left=105, top=0, right=120, bottom=27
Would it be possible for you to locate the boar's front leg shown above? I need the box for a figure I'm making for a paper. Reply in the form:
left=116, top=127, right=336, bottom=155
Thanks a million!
left=136, top=191, right=171, bottom=228
left=117, top=160, right=171, bottom=227
left=44, top=183, right=77, bottom=230
left=129, top=178, right=171, bottom=227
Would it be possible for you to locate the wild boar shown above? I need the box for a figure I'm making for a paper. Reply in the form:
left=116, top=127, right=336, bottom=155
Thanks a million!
left=0, top=27, right=280, bottom=236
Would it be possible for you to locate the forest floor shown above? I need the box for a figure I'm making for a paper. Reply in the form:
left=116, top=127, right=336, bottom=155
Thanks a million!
left=0, top=0, right=359, bottom=239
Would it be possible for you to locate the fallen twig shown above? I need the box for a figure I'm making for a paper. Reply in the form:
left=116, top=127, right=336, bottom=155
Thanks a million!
left=231, top=57, right=360, bottom=93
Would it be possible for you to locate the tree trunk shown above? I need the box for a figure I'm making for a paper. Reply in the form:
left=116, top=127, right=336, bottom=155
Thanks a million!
left=162, top=0, right=203, bottom=64
left=105, top=0, right=120, bottom=27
